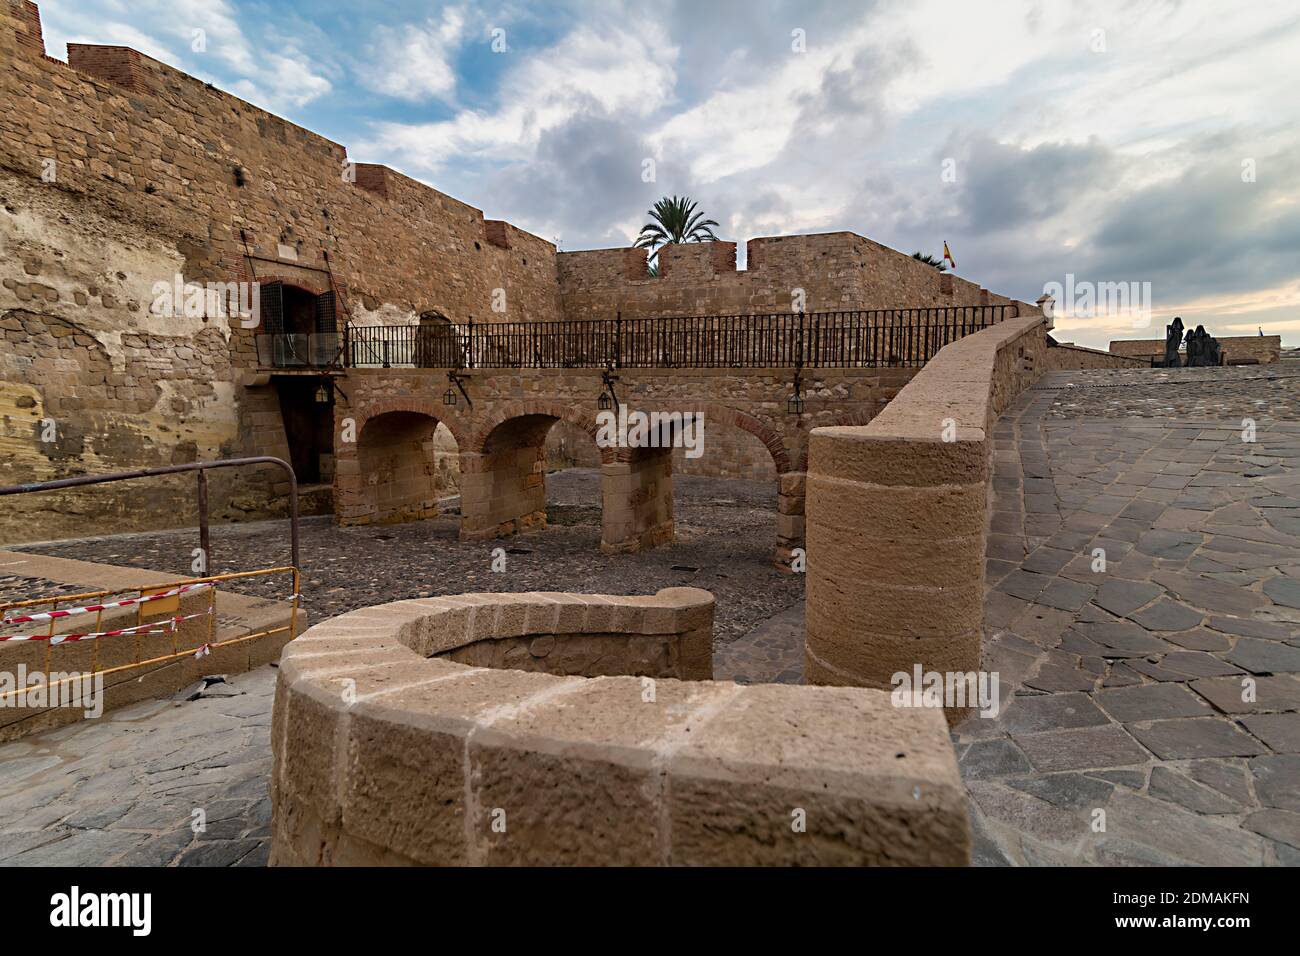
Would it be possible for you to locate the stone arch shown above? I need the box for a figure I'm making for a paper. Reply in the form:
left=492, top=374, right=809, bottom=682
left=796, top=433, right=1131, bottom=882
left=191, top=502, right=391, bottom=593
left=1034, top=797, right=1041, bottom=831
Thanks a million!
left=630, top=402, right=798, bottom=570
left=336, top=400, right=467, bottom=526
left=460, top=401, right=673, bottom=552
left=688, top=403, right=792, bottom=475
left=353, top=398, right=469, bottom=452
left=255, top=274, right=327, bottom=296
left=468, top=400, right=607, bottom=461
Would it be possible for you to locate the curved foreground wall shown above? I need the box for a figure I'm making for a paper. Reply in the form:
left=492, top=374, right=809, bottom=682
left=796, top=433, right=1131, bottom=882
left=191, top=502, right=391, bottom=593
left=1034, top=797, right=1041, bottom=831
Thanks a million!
left=805, top=313, right=1051, bottom=718
left=271, top=589, right=969, bottom=865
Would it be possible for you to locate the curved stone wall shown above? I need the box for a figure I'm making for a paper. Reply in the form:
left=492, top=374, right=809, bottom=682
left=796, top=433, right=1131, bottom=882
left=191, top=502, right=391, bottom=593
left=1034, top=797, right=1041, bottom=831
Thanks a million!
left=805, top=312, right=1050, bottom=719
left=271, top=588, right=969, bottom=866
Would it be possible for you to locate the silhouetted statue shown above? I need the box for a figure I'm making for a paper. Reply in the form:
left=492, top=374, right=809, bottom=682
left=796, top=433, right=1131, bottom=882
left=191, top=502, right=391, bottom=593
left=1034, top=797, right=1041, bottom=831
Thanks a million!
left=1183, top=325, right=1223, bottom=367
left=1163, top=316, right=1184, bottom=367
left=1184, top=325, right=1202, bottom=366
left=1205, top=334, right=1222, bottom=366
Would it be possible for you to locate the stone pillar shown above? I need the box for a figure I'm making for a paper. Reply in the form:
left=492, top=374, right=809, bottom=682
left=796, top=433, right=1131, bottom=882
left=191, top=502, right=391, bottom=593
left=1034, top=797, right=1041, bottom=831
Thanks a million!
left=458, top=448, right=547, bottom=541
left=773, top=472, right=806, bottom=571
left=600, top=448, right=674, bottom=553
left=804, top=426, right=985, bottom=723
left=332, top=402, right=371, bottom=526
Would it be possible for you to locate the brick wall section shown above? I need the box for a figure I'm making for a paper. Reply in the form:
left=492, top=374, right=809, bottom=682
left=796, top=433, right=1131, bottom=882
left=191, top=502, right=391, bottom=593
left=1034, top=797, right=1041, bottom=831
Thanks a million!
left=351, top=163, right=389, bottom=199
left=270, top=589, right=969, bottom=865
left=1109, top=335, right=1282, bottom=365
left=6, top=0, right=42, bottom=58
left=66, top=44, right=146, bottom=92
left=483, top=220, right=510, bottom=250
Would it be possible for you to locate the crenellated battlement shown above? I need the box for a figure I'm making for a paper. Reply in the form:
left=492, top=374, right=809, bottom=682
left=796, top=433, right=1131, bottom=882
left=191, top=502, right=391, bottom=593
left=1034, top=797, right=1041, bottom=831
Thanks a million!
left=557, top=232, right=1008, bottom=319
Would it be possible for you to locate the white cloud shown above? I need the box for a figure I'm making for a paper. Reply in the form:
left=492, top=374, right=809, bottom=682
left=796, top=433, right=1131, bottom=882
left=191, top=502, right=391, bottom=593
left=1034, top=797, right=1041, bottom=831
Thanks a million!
left=358, top=14, right=677, bottom=173
left=32, top=0, right=1300, bottom=345
left=362, top=7, right=467, bottom=103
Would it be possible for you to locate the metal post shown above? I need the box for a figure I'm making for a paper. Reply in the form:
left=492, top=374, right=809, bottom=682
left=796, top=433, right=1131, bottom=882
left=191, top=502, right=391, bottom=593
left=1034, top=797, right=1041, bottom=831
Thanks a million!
left=197, top=468, right=211, bottom=574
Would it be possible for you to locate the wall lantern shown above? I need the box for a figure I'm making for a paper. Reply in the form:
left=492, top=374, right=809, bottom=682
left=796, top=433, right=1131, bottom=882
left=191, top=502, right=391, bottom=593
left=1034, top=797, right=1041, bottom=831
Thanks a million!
left=599, top=364, right=620, bottom=412
left=787, top=364, right=804, bottom=415
left=314, top=382, right=330, bottom=404
left=446, top=369, right=471, bottom=409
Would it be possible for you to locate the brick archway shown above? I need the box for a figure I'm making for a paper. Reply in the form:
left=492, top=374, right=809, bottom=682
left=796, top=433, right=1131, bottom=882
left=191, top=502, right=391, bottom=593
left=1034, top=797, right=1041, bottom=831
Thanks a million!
left=688, top=403, right=791, bottom=475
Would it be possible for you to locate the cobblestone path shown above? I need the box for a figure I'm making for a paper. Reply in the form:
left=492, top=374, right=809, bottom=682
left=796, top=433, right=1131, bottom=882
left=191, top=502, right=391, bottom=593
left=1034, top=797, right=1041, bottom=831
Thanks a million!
left=960, top=365, right=1300, bottom=866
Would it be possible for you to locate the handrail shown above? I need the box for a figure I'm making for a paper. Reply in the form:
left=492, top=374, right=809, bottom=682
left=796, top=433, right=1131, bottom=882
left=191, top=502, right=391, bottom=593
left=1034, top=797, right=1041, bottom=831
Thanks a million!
left=258, top=304, right=1011, bottom=371
left=0, top=456, right=300, bottom=571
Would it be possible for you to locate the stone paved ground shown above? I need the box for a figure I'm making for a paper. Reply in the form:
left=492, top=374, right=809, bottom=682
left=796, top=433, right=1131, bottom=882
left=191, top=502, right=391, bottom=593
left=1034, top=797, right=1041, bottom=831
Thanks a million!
left=0, top=670, right=274, bottom=867
left=960, top=364, right=1300, bottom=866
left=0, top=471, right=802, bottom=865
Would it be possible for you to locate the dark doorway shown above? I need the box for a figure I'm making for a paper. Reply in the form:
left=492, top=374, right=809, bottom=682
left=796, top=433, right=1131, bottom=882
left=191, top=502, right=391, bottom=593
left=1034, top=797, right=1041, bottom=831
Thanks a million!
left=275, top=376, right=334, bottom=485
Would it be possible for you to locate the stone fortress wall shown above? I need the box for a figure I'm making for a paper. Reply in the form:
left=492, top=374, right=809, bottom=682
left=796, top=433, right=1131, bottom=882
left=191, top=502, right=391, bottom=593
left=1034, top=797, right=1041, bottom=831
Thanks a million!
left=0, top=0, right=555, bottom=542
left=3, top=0, right=1038, bottom=545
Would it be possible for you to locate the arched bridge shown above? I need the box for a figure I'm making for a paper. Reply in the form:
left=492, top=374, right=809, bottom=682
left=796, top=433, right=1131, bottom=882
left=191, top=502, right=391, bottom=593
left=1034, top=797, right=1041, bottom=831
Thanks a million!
left=272, top=306, right=1021, bottom=569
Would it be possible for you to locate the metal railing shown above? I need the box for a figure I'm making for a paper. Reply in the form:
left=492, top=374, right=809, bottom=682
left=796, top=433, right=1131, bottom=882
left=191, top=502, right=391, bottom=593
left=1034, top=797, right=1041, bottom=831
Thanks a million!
left=0, top=457, right=300, bottom=571
left=255, top=305, right=1011, bottom=370
left=0, top=567, right=300, bottom=705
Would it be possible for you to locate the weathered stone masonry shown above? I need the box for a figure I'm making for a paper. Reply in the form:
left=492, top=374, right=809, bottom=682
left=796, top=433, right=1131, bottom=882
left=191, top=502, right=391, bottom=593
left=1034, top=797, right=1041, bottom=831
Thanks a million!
left=0, top=0, right=557, bottom=541
left=272, top=589, right=970, bottom=865
left=335, top=363, right=925, bottom=565
left=3, top=0, right=1033, bottom=553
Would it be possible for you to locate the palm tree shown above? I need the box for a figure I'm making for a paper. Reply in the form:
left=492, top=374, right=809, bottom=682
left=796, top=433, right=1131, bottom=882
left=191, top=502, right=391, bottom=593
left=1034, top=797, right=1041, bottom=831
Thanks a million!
left=911, top=251, right=947, bottom=272
left=635, top=196, right=721, bottom=264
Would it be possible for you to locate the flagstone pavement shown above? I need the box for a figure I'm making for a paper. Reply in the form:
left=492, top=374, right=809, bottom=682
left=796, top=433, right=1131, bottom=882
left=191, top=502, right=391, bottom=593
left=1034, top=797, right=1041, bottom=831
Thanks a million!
left=960, top=364, right=1300, bottom=866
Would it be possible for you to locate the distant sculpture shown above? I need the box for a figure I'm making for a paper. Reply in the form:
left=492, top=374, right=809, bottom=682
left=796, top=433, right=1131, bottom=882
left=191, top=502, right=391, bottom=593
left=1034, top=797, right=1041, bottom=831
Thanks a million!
left=1162, top=316, right=1184, bottom=367
left=1183, top=325, right=1223, bottom=367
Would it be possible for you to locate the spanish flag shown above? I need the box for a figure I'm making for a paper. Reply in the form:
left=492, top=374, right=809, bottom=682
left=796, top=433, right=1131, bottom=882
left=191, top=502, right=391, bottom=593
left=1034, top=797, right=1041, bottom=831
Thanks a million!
left=943, top=241, right=956, bottom=269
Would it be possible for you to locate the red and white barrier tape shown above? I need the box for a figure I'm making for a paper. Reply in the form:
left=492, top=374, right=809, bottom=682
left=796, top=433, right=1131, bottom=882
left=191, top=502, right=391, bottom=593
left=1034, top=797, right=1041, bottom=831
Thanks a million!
left=0, top=581, right=213, bottom=627
left=0, top=610, right=212, bottom=645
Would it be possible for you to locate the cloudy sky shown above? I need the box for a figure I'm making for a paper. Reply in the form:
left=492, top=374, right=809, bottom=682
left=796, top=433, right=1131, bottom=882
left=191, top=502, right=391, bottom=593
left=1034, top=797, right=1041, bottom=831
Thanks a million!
left=37, top=0, right=1300, bottom=347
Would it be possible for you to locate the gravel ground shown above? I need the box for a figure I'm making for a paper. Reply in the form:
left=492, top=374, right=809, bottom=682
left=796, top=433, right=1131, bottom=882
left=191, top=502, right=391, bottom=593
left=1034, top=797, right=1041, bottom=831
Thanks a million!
left=13, top=469, right=803, bottom=647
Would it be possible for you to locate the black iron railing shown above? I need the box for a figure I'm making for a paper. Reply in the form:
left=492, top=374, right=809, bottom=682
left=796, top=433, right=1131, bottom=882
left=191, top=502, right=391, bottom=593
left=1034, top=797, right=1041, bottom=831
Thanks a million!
left=256, top=305, right=1011, bottom=370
